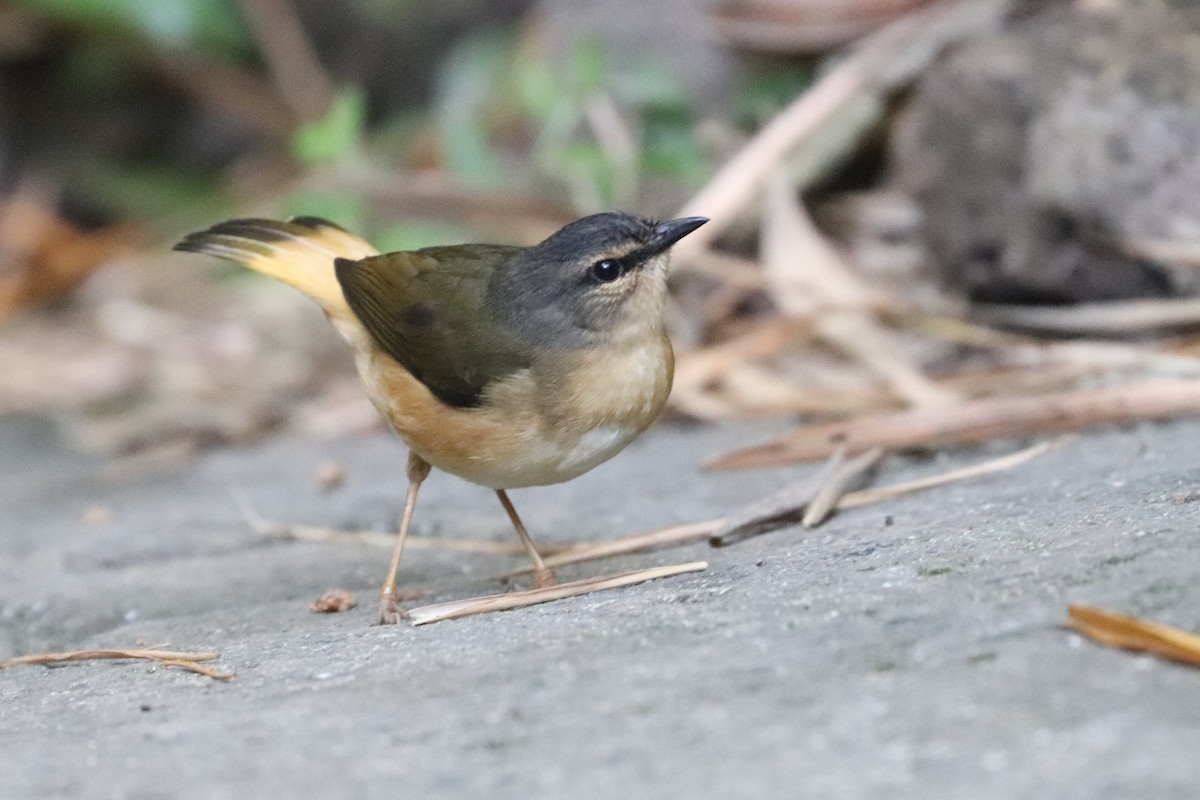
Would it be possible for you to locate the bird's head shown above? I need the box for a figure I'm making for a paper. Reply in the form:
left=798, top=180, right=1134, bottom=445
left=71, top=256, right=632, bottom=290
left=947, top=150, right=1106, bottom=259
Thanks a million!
left=490, top=212, right=707, bottom=346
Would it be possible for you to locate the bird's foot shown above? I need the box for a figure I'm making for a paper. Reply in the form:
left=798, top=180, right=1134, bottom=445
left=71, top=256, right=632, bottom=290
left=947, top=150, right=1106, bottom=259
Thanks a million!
left=376, top=591, right=411, bottom=625
left=533, top=569, right=557, bottom=590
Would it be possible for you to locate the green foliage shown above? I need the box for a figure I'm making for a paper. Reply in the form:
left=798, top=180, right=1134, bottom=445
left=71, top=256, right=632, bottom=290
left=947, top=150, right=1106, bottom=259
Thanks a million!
left=286, top=88, right=372, bottom=232
left=371, top=220, right=478, bottom=254
left=79, top=163, right=227, bottom=221
left=285, top=189, right=367, bottom=235
left=432, top=30, right=711, bottom=211
left=16, top=0, right=250, bottom=58
left=433, top=29, right=514, bottom=189
left=291, top=86, right=368, bottom=166
left=734, top=64, right=814, bottom=129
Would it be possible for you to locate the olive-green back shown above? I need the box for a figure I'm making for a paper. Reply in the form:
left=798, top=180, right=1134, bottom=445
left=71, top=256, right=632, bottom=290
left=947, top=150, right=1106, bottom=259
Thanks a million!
left=334, top=244, right=529, bottom=408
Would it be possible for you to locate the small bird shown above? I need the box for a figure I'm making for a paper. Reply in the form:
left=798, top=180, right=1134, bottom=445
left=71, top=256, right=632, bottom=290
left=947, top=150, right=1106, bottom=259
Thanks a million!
left=175, top=211, right=707, bottom=623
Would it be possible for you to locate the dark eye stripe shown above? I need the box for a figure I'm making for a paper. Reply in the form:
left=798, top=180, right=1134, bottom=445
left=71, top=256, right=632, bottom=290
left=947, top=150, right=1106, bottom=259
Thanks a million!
left=610, top=248, right=650, bottom=273
left=583, top=245, right=659, bottom=285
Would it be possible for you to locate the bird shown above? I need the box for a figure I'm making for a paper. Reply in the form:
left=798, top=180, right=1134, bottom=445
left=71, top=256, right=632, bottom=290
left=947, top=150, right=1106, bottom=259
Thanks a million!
left=175, top=211, right=707, bottom=623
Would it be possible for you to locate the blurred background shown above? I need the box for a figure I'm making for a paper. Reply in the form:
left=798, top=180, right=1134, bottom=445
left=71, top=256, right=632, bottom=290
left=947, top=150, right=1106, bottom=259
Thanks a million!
left=4, top=0, right=1200, bottom=479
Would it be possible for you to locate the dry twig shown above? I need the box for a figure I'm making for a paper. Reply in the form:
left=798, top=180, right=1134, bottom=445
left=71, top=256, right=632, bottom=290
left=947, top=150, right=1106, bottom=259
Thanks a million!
left=673, top=0, right=1010, bottom=260
left=759, top=174, right=956, bottom=409
left=801, top=447, right=886, bottom=527
left=708, top=378, right=1200, bottom=469
left=539, top=521, right=722, bottom=570
left=836, top=439, right=1062, bottom=510
left=407, top=561, right=708, bottom=625
left=710, top=450, right=848, bottom=546
left=235, top=0, right=335, bottom=123
left=711, top=439, right=1056, bottom=545
left=156, top=659, right=235, bottom=681
left=0, top=649, right=231, bottom=681
left=238, top=498, right=578, bottom=556
left=1119, top=237, right=1200, bottom=269
left=974, top=298, right=1200, bottom=336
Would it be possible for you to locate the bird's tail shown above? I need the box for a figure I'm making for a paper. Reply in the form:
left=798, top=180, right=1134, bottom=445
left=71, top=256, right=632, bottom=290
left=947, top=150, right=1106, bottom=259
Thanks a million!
left=174, top=216, right=378, bottom=320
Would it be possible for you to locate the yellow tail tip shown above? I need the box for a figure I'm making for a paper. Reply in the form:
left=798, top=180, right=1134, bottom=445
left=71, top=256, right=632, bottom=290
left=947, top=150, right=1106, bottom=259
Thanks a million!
left=174, top=216, right=377, bottom=314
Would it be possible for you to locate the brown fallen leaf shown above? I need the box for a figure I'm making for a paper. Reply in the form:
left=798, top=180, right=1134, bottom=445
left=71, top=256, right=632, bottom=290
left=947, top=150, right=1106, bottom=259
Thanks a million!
left=0, top=193, right=135, bottom=317
left=309, top=588, right=358, bottom=613
left=1066, top=605, right=1200, bottom=669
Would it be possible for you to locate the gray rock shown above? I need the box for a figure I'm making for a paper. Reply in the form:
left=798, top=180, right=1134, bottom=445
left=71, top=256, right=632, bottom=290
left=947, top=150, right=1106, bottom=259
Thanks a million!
left=892, top=2, right=1200, bottom=303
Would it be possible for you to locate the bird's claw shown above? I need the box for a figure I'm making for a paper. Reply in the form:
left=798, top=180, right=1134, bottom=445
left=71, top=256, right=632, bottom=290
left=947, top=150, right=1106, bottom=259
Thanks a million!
left=376, top=592, right=410, bottom=625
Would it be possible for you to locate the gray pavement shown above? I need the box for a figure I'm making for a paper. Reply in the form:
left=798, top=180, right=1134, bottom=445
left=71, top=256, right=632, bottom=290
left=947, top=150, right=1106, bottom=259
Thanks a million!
left=2, top=414, right=1199, bottom=799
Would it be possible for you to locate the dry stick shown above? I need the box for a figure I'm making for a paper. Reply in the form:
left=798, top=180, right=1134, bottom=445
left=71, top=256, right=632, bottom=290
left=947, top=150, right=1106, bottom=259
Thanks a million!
left=1067, top=605, right=1200, bottom=669
left=908, top=312, right=1200, bottom=378
left=760, top=175, right=956, bottom=409
left=156, top=660, right=235, bottom=681
left=719, top=362, right=853, bottom=416
left=0, top=648, right=227, bottom=681
left=241, top=439, right=1060, bottom=580
left=407, top=561, right=709, bottom=626
left=712, top=439, right=1059, bottom=546
left=235, top=0, right=335, bottom=123
left=672, top=0, right=1010, bottom=260
left=501, top=439, right=1059, bottom=564
left=801, top=447, right=885, bottom=527
left=710, top=450, right=847, bottom=547
left=257, top=520, right=578, bottom=556
left=836, top=439, right=1062, bottom=510
left=671, top=318, right=814, bottom=419
left=235, top=496, right=578, bottom=556
left=974, top=298, right=1200, bottom=336
left=538, top=520, right=723, bottom=570
left=1120, top=237, right=1200, bottom=268
left=473, top=508, right=797, bottom=582
left=252, top=439, right=1056, bottom=579
left=707, top=377, right=1200, bottom=470
left=761, top=174, right=877, bottom=310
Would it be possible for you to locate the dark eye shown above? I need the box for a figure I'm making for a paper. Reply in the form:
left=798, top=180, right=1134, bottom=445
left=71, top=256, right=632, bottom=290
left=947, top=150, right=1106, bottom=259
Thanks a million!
left=590, top=259, right=622, bottom=283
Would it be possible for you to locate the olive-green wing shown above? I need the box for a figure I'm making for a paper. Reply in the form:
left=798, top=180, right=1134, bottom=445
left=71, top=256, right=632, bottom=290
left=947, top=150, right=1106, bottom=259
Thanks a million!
left=334, top=244, right=528, bottom=408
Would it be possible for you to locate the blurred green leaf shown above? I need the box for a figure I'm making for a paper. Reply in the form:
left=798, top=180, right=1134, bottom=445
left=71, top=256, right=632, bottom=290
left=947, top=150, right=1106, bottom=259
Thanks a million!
left=285, top=189, right=367, bottom=233
left=642, top=121, right=708, bottom=187
left=79, top=163, right=228, bottom=220
left=17, top=0, right=250, bottom=57
left=735, top=64, right=813, bottom=128
left=514, top=58, right=562, bottom=122
left=371, top=220, right=478, bottom=253
left=558, top=141, right=615, bottom=208
left=434, top=29, right=514, bottom=188
left=291, top=86, right=367, bottom=166
left=615, top=63, right=689, bottom=111
left=570, top=39, right=606, bottom=92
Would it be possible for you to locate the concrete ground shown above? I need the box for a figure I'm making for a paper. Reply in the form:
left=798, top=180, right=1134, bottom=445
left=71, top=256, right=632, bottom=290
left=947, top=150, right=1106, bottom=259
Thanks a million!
left=2, top=413, right=1199, bottom=799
